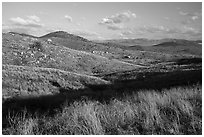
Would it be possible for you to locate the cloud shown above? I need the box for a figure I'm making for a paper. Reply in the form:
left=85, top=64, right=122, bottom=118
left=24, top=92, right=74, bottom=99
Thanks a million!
left=99, top=10, right=136, bottom=25
left=120, top=30, right=133, bottom=36
left=9, top=15, right=43, bottom=28
left=181, top=26, right=201, bottom=36
left=99, top=11, right=136, bottom=30
left=179, top=11, right=201, bottom=21
left=64, top=15, right=73, bottom=22
left=27, top=15, right=40, bottom=22
left=4, top=15, right=45, bottom=36
left=191, top=16, right=199, bottom=21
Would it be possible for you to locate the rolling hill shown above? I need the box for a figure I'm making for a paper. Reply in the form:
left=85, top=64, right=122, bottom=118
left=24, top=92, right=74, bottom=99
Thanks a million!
left=40, top=31, right=89, bottom=42
left=39, top=31, right=192, bottom=65
left=99, top=38, right=202, bottom=56
left=3, top=32, right=144, bottom=76
left=2, top=64, right=110, bottom=101
left=144, top=40, right=202, bottom=56
left=2, top=31, right=202, bottom=135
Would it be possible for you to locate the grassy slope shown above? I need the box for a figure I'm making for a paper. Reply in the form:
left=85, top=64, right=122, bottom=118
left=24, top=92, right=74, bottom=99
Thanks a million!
left=3, top=84, right=202, bottom=135
left=39, top=32, right=189, bottom=65
left=3, top=33, right=141, bottom=75
left=2, top=64, right=110, bottom=100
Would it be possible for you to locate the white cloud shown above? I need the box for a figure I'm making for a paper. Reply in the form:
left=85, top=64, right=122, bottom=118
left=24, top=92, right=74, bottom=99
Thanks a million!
left=99, top=10, right=136, bottom=31
left=121, top=30, right=133, bottom=36
left=191, top=16, right=199, bottom=20
left=179, top=11, right=201, bottom=21
left=9, top=15, right=43, bottom=28
left=4, top=15, right=45, bottom=36
left=27, top=15, right=40, bottom=22
left=182, top=26, right=200, bottom=33
left=64, top=15, right=73, bottom=22
left=99, top=10, right=136, bottom=25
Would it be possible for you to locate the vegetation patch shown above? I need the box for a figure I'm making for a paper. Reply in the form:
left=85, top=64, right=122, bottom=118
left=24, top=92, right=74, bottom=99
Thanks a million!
left=2, top=85, right=202, bottom=135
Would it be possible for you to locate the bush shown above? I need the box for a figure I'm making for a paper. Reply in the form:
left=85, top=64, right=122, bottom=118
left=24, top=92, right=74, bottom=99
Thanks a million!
left=29, top=41, right=44, bottom=52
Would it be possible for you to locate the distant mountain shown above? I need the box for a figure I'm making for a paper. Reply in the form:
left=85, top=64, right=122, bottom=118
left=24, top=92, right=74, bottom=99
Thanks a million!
left=153, top=39, right=201, bottom=47
left=99, top=41, right=144, bottom=51
left=153, top=41, right=186, bottom=47
left=144, top=40, right=202, bottom=56
left=99, top=38, right=202, bottom=56
left=102, top=38, right=157, bottom=46
left=102, top=38, right=202, bottom=47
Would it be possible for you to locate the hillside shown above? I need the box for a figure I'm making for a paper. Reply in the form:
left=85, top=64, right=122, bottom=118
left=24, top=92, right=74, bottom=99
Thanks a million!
left=144, top=40, right=202, bottom=56
left=40, top=31, right=192, bottom=65
left=40, top=31, right=89, bottom=42
left=2, top=31, right=202, bottom=99
left=3, top=32, right=142, bottom=75
left=2, top=64, right=110, bottom=101
left=100, top=38, right=202, bottom=56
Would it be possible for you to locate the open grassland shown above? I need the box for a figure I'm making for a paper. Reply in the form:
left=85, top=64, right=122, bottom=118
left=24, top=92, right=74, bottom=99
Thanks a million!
left=2, top=64, right=110, bottom=101
left=2, top=84, right=202, bottom=135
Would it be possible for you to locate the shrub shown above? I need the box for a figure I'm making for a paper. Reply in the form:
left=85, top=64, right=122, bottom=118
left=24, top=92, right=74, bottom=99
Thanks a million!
left=29, top=41, right=44, bottom=52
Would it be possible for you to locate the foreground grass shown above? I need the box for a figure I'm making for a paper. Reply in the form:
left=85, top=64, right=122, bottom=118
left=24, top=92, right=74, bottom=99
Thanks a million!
left=3, top=84, right=202, bottom=135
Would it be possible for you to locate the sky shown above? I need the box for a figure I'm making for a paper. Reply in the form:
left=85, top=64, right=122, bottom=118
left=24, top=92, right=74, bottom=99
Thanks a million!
left=2, top=2, right=202, bottom=40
